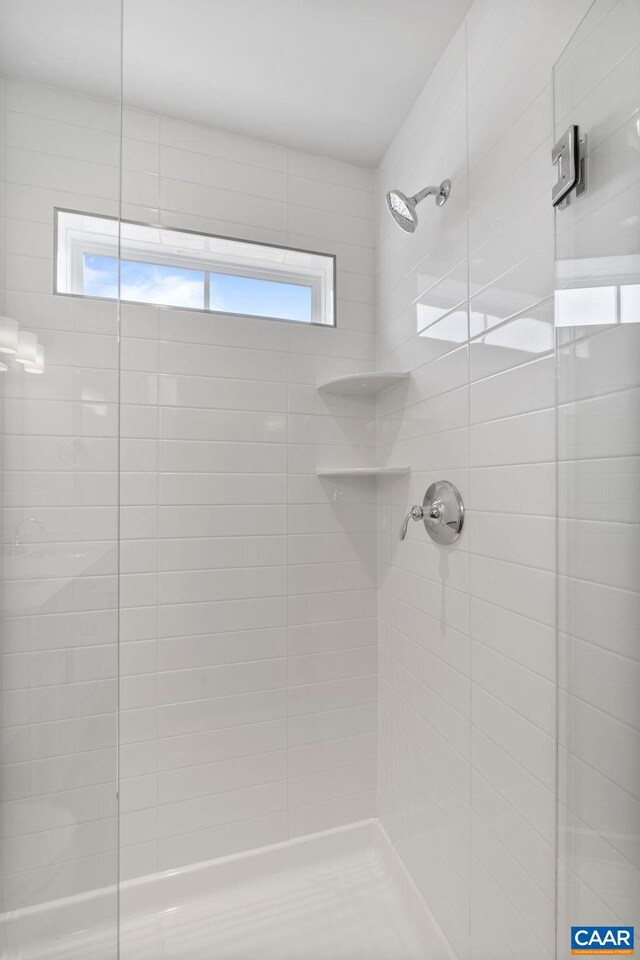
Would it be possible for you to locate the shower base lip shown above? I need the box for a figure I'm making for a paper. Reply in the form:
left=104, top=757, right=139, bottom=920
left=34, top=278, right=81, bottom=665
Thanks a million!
left=124, top=817, right=382, bottom=916
left=2, top=818, right=456, bottom=960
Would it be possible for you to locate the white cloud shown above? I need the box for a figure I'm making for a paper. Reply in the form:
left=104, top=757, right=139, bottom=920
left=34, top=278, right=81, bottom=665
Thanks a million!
left=122, top=272, right=203, bottom=308
left=84, top=260, right=204, bottom=308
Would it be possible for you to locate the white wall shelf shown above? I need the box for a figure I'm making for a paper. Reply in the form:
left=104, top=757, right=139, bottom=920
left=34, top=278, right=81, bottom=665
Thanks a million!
left=316, top=466, right=410, bottom=478
left=316, top=371, right=409, bottom=395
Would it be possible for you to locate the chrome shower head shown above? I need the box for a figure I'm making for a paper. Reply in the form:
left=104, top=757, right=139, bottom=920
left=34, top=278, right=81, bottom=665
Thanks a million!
left=386, top=179, right=451, bottom=233
left=386, top=189, right=418, bottom=232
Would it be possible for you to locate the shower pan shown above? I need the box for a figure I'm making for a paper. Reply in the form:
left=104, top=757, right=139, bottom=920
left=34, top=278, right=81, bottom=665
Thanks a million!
left=0, top=0, right=638, bottom=957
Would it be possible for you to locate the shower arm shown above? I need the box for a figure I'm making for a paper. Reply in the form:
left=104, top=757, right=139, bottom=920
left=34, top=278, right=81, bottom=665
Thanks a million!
left=411, top=185, right=444, bottom=204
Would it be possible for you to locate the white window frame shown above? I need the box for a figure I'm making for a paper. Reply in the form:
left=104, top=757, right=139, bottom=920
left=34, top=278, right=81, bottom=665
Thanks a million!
left=54, top=209, right=336, bottom=327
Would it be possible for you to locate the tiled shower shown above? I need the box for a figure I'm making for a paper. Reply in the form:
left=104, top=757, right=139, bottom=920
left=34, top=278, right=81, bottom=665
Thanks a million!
left=0, top=0, right=638, bottom=957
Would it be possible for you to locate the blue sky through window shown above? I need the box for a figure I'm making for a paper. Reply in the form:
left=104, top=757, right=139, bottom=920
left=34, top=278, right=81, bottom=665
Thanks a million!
left=209, top=272, right=312, bottom=322
left=84, top=256, right=205, bottom=308
left=83, top=255, right=313, bottom=321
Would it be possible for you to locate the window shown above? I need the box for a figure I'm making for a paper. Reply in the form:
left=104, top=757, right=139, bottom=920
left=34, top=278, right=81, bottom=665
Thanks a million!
left=55, top=210, right=336, bottom=326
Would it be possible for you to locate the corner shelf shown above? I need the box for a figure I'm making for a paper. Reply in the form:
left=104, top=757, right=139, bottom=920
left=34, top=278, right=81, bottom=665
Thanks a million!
left=316, top=371, right=409, bottom=395
left=316, top=466, right=410, bottom=479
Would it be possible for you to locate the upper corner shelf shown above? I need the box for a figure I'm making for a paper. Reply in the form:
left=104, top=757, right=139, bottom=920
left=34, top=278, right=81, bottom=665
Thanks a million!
left=316, top=371, right=409, bottom=396
left=316, top=466, right=410, bottom=479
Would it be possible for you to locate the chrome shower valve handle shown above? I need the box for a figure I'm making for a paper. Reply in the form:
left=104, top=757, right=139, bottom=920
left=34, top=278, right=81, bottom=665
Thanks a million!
left=398, top=481, right=464, bottom=545
left=399, top=504, right=424, bottom=541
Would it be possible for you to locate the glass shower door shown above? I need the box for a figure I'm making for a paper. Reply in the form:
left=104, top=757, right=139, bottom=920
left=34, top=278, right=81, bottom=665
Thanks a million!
left=554, top=0, right=640, bottom=955
left=0, top=3, right=122, bottom=956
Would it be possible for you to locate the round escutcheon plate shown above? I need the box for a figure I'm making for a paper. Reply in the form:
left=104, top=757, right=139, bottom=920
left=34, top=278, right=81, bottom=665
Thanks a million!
left=422, top=480, right=464, bottom=545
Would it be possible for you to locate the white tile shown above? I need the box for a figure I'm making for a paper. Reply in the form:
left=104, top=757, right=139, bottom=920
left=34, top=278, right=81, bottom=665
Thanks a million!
left=288, top=175, right=373, bottom=219
left=158, top=597, right=287, bottom=638
left=558, top=574, right=640, bottom=662
left=158, top=659, right=286, bottom=706
left=6, top=147, right=118, bottom=200
left=288, top=704, right=376, bottom=748
left=158, top=566, right=286, bottom=603
left=159, top=504, right=286, bottom=538
left=559, top=517, right=640, bottom=592
left=159, top=374, right=287, bottom=411
left=157, top=628, right=287, bottom=671
left=470, top=408, right=555, bottom=466
left=471, top=597, right=555, bottom=681
left=558, top=456, right=640, bottom=523
left=470, top=462, right=555, bottom=515
left=554, top=0, right=640, bottom=124
left=158, top=750, right=287, bottom=805
left=288, top=149, right=374, bottom=190
left=159, top=308, right=289, bottom=352
left=288, top=791, right=376, bottom=838
left=415, top=260, right=469, bottom=332
left=558, top=322, right=640, bottom=404
left=558, top=387, right=640, bottom=460
left=158, top=440, right=286, bottom=474
left=469, top=244, right=554, bottom=337
left=472, top=686, right=555, bottom=793
left=468, top=511, right=555, bottom=571
left=469, top=298, right=554, bottom=381
left=288, top=760, right=377, bottom=809
left=158, top=719, right=286, bottom=772
left=288, top=676, right=377, bottom=717
left=159, top=177, right=287, bottom=232
left=157, top=536, right=287, bottom=571
left=287, top=204, right=374, bottom=248
left=472, top=642, right=555, bottom=736
left=288, top=589, right=376, bottom=626
left=160, top=407, right=286, bottom=443
left=6, top=80, right=119, bottom=132
left=470, top=554, right=555, bottom=626
left=287, top=617, right=376, bottom=655
left=159, top=340, right=287, bottom=381
left=158, top=472, right=287, bottom=505
left=160, top=145, right=287, bottom=200
left=160, top=117, right=287, bottom=171
left=158, top=783, right=288, bottom=847
left=288, top=647, right=377, bottom=686
left=288, top=732, right=377, bottom=777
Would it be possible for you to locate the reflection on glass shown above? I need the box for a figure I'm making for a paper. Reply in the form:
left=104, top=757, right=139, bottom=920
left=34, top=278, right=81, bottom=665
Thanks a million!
left=476, top=315, right=553, bottom=354
left=415, top=265, right=467, bottom=334
left=555, top=285, right=617, bottom=327
left=469, top=309, right=500, bottom=336
left=418, top=307, right=467, bottom=344
left=621, top=283, right=640, bottom=323
left=555, top=282, right=640, bottom=327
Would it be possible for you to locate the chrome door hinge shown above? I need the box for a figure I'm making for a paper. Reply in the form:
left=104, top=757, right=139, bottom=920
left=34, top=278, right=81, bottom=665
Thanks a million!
left=552, top=124, right=586, bottom=208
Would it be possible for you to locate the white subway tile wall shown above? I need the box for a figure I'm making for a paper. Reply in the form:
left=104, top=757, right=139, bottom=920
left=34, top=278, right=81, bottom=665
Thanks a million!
left=375, top=0, right=601, bottom=957
left=376, top=22, right=472, bottom=960
left=1, top=76, right=377, bottom=907
left=2, top=0, right=638, bottom=954
left=554, top=0, right=640, bottom=951
left=1, top=68, right=122, bottom=917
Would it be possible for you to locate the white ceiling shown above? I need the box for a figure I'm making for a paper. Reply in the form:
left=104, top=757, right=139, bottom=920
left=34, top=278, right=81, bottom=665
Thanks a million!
left=0, top=0, right=472, bottom=166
